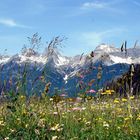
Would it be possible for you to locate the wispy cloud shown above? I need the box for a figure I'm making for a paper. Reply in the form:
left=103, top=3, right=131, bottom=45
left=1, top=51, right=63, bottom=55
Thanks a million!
left=80, top=0, right=125, bottom=15
left=0, top=18, right=30, bottom=28
left=79, top=28, right=126, bottom=48
left=81, top=1, right=107, bottom=9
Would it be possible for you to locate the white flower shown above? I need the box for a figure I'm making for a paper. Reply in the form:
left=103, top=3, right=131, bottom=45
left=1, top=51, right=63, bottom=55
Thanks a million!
left=52, top=136, right=58, bottom=140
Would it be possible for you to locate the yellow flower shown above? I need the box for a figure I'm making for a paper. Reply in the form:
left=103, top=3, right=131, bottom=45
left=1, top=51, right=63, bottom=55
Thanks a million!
left=136, top=114, right=140, bottom=120
left=101, top=89, right=115, bottom=95
left=124, top=117, right=130, bottom=121
left=137, top=117, right=140, bottom=121
left=101, top=92, right=107, bottom=95
left=20, top=95, right=26, bottom=100
left=0, top=120, right=5, bottom=126
left=25, top=124, right=29, bottom=128
left=105, top=90, right=112, bottom=95
left=114, top=99, right=119, bottom=104
left=130, top=96, right=134, bottom=100
left=122, top=98, right=127, bottom=102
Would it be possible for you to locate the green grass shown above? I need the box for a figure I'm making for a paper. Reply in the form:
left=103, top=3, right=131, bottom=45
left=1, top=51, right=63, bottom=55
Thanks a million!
left=0, top=95, right=140, bottom=140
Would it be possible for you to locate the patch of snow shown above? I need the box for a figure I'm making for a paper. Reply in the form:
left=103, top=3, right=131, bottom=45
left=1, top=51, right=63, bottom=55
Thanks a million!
left=18, top=55, right=47, bottom=64
left=56, top=55, right=70, bottom=66
left=0, top=57, right=10, bottom=64
left=110, top=55, right=132, bottom=64
left=64, top=74, right=68, bottom=84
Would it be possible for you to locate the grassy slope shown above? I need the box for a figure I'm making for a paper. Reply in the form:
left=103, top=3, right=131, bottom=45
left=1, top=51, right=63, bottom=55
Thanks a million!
left=0, top=95, right=140, bottom=140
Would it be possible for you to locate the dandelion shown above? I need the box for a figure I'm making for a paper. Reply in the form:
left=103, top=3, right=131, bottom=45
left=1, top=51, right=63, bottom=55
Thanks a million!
left=114, top=98, right=119, bottom=104
left=136, top=114, right=140, bottom=120
left=136, top=117, right=140, bottom=121
left=20, top=95, right=25, bottom=100
left=101, top=89, right=114, bottom=95
left=129, top=96, right=134, bottom=100
left=124, top=117, right=130, bottom=121
left=122, top=98, right=127, bottom=102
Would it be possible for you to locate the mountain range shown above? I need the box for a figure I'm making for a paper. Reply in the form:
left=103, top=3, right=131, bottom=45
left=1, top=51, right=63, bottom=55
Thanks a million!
left=0, top=43, right=140, bottom=96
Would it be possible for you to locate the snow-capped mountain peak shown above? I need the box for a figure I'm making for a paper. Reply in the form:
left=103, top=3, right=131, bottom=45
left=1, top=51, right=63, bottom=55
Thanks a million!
left=94, top=44, right=119, bottom=54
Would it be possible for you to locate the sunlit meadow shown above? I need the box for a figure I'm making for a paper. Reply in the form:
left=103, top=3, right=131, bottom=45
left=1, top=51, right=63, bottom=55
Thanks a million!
left=1, top=91, right=140, bottom=140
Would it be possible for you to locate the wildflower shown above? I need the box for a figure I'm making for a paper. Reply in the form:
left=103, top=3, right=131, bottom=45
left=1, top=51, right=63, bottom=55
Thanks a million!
left=103, top=121, right=109, bottom=128
left=117, top=126, right=121, bottom=130
left=136, top=114, right=140, bottom=120
left=101, top=89, right=115, bottom=95
left=129, top=96, right=134, bottom=100
left=44, top=82, right=51, bottom=93
left=105, top=90, right=112, bottom=95
left=50, top=124, right=63, bottom=132
left=4, top=137, right=9, bottom=140
left=20, top=95, right=25, bottom=100
left=16, top=118, right=21, bottom=124
left=98, top=118, right=103, bottom=122
left=137, top=117, right=140, bottom=121
left=25, top=124, right=29, bottom=128
left=86, top=89, right=96, bottom=93
left=72, top=107, right=83, bottom=111
left=124, top=117, right=130, bottom=121
left=50, top=98, right=53, bottom=101
left=38, top=119, right=45, bottom=128
left=101, top=92, right=107, bottom=95
left=52, top=136, right=58, bottom=140
left=114, top=98, right=119, bottom=104
left=122, top=98, right=127, bottom=102
left=76, top=72, right=84, bottom=78
left=70, top=137, right=78, bottom=140
left=60, top=93, right=67, bottom=97
left=86, top=96, right=92, bottom=100
left=53, top=112, right=58, bottom=115
left=77, top=118, right=82, bottom=122
left=0, top=120, right=5, bottom=126
left=10, top=129, right=15, bottom=133
left=35, top=129, right=40, bottom=135
left=85, top=121, right=91, bottom=126
left=88, top=79, right=95, bottom=86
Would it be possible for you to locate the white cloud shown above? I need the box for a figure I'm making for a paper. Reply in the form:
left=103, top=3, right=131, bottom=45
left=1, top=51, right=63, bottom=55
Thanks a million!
left=0, top=18, right=30, bottom=28
left=80, top=0, right=125, bottom=15
left=80, top=28, right=126, bottom=48
left=81, top=2, right=107, bottom=9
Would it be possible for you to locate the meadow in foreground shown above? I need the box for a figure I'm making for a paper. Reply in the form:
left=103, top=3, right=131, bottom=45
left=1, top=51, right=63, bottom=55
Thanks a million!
left=0, top=94, right=140, bottom=140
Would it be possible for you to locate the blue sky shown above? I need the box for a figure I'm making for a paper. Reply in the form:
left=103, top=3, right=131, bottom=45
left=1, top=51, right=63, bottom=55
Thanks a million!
left=0, top=0, right=140, bottom=56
